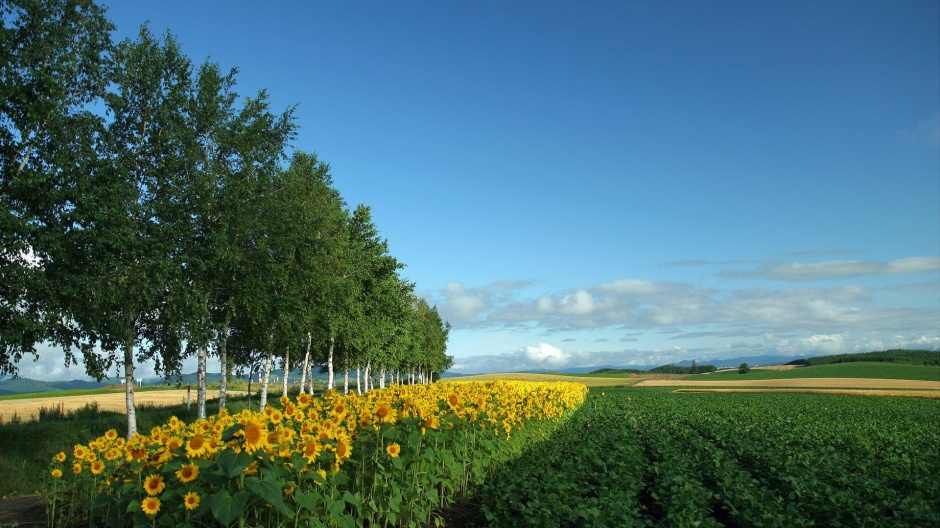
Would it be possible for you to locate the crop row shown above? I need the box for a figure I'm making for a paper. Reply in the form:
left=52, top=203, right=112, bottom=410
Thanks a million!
left=47, top=380, right=587, bottom=527
left=478, top=388, right=939, bottom=527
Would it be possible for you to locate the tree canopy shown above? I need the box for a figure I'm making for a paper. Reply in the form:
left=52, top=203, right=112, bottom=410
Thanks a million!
left=1, top=0, right=452, bottom=432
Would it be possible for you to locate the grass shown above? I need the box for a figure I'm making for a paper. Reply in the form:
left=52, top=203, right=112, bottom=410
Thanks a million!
left=696, top=362, right=940, bottom=381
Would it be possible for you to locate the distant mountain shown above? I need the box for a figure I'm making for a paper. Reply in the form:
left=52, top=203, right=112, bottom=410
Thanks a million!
left=0, top=377, right=114, bottom=395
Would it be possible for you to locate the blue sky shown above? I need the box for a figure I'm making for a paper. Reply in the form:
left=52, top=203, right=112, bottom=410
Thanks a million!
left=17, top=1, right=940, bottom=379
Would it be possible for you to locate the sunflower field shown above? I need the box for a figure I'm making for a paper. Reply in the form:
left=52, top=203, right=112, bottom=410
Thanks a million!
left=46, top=380, right=587, bottom=527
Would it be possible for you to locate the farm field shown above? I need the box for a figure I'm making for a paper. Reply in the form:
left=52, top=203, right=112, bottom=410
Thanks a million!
left=474, top=387, right=940, bottom=527
left=0, top=389, right=249, bottom=424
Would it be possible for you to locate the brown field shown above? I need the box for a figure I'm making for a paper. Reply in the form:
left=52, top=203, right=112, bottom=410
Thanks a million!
left=0, top=390, right=245, bottom=423
left=450, top=373, right=642, bottom=388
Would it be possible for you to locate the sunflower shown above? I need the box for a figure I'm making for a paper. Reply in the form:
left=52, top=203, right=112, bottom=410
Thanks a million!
left=73, top=444, right=87, bottom=459
left=185, top=433, right=207, bottom=458
left=447, top=393, right=459, bottom=407
left=143, top=474, right=165, bottom=496
left=90, top=460, right=106, bottom=475
left=183, top=491, right=200, bottom=511
left=374, top=404, right=393, bottom=424
left=127, top=445, right=148, bottom=462
left=175, top=463, right=199, bottom=484
left=301, top=439, right=321, bottom=463
left=240, top=416, right=269, bottom=454
left=297, top=393, right=312, bottom=407
left=386, top=443, right=401, bottom=458
left=141, top=497, right=161, bottom=516
left=50, top=468, right=63, bottom=479
left=72, top=463, right=82, bottom=475
left=334, top=438, right=352, bottom=461
left=55, top=451, right=66, bottom=463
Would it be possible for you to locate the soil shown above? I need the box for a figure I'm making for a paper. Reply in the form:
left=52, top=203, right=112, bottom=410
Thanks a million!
left=0, top=494, right=44, bottom=526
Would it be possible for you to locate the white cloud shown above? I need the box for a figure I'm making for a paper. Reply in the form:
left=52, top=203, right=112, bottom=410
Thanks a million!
left=522, top=343, right=570, bottom=366
left=753, top=257, right=940, bottom=281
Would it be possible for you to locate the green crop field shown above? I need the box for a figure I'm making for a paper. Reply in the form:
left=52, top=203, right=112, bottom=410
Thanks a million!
left=475, top=387, right=939, bottom=527
left=700, top=362, right=940, bottom=381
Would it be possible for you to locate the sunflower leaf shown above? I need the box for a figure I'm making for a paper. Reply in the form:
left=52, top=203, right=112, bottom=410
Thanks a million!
left=215, top=448, right=253, bottom=478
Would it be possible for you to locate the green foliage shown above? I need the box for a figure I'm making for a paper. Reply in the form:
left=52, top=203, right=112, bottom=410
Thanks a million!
left=649, top=364, right=718, bottom=375
left=707, top=362, right=939, bottom=381
left=478, top=388, right=940, bottom=527
left=738, top=363, right=750, bottom=374
left=787, top=349, right=940, bottom=367
left=589, top=368, right=645, bottom=375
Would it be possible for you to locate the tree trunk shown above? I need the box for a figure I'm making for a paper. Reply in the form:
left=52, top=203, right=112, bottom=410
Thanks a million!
left=282, top=347, right=289, bottom=395
left=196, top=341, right=207, bottom=420
left=259, top=350, right=273, bottom=412
left=124, top=338, right=137, bottom=439
left=356, top=366, right=361, bottom=394
left=299, top=332, right=311, bottom=394
left=218, top=328, right=228, bottom=409
left=364, top=360, right=371, bottom=392
left=379, top=369, right=385, bottom=389
left=327, top=337, right=335, bottom=390
left=343, top=367, right=349, bottom=396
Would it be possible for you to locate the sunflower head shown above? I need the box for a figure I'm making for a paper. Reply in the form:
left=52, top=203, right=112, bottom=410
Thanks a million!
left=175, top=463, right=199, bottom=483
left=386, top=443, right=401, bottom=458
left=183, top=491, right=200, bottom=511
left=143, top=474, right=165, bottom=496
left=141, top=497, right=161, bottom=516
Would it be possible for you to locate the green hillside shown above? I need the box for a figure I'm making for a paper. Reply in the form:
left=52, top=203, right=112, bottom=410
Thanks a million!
left=699, top=362, right=939, bottom=381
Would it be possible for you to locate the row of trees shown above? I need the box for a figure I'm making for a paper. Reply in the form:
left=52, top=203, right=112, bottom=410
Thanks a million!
left=1, top=0, right=451, bottom=437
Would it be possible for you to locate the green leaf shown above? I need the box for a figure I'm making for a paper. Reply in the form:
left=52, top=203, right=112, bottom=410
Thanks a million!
left=215, top=448, right=253, bottom=478
left=245, top=475, right=294, bottom=518
left=211, top=489, right=249, bottom=526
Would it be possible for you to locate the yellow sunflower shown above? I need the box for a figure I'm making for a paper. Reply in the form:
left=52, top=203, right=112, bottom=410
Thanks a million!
left=55, top=451, right=66, bottom=463
left=175, top=463, right=199, bottom=484
left=141, top=497, right=161, bottom=516
left=90, top=460, right=105, bottom=475
left=240, top=416, right=269, bottom=454
left=51, top=468, right=63, bottom=479
left=334, top=438, right=352, bottom=461
left=185, top=433, right=208, bottom=458
left=183, top=491, right=200, bottom=511
left=143, top=474, right=165, bottom=496
left=72, top=463, right=82, bottom=475
left=386, top=443, right=401, bottom=458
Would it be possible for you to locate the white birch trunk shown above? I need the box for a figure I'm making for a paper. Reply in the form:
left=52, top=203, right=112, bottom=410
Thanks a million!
left=356, top=366, right=361, bottom=394
left=343, top=368, right=349, bottom=395
left=197, top=342, right=207, bottom=420
left=218, top=328, right=229, bottom=409
left=327, top=337, right=335, bottom=390
left=363, top=361, right=371, bottom=393
left=282, top=348, right=289, bottom=395
left=259, top=351, right=273, bottom=412
left=124, top=340, right=137, bottom=439
left=299, top=332, right=311, bottom=394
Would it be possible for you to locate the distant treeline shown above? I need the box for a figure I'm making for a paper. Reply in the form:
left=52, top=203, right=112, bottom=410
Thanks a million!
left=786, top=349, right=939, bottom=367
left=590, top=368, right=645, bottom=375
left=590, top=364, right=718, bottom=375
left=649, top=364, right=717, bottom=375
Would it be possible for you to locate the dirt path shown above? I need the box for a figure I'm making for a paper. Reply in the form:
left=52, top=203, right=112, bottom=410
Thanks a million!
left=0, top=390, right=245, bottom=423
